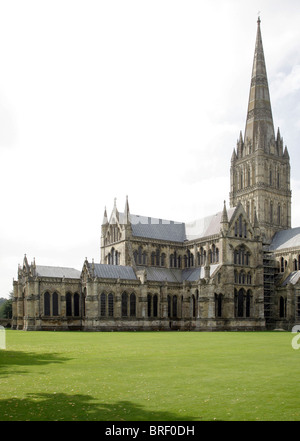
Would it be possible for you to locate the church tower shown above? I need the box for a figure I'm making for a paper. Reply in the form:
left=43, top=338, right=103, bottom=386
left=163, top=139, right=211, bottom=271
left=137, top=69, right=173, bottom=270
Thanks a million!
left=230, top=17, right=291, bottom=242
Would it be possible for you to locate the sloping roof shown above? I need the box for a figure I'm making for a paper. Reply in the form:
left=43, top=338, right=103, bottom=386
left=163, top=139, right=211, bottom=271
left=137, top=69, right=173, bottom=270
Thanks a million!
left=269, top=227, right=300, bottom=251
left=185, top=208, right=236, bottom=240
left=129, top=214, right=186, bottom=243
left=89, top=263, right=137, bottom=280
left=36, top=265, right=81, bottom=279
left=140, top=267, right=182, bottom=283
left=282, top=271, right=300, bottom=286
left=182, top=264, right=220, bottom=281
left=116, top=207, right=236, bottom=243
left=138, top=264, right=220, bottom=283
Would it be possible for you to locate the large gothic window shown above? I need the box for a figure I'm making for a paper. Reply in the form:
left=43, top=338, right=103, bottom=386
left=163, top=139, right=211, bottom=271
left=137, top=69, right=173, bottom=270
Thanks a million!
left=172, top=295, right=177, bottom=318
left=167, top=295, right=171, bottom=318
left=74, top=293, right=80, bottom=317
left=122, top=292, right=128, bottom=317
left=130, top=293, right=136, bottom=317
left=66, top=292, right=72, bottom=317
left=270, top=202, right=273, bottom=223
left=100, top=293, right=106, bottom=317
left=191, top=295, right=196, bottom=318
left=236, top=289, right=245, bottom=317
left=44, top=292, right=50, bottom=316
left=138, top=246, right=142, bottom=264
left=153, top=294, right=158, bottom=317
left=246, top=290, right=251, bottom=317
left=53, top=292, right=58, bottom=316
left=215, top=294, right=222, bottom=318
left=147, top=294, right=158, bottom=317
left=279, top=296, right=286, bottom=318
left=108, top=293, right=114, bottom=317
left=277, top=204, right=281, bottom=225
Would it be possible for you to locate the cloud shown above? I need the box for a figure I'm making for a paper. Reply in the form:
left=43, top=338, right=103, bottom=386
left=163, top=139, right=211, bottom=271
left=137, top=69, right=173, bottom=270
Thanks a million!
left=272, top=65, right=300, bottom=100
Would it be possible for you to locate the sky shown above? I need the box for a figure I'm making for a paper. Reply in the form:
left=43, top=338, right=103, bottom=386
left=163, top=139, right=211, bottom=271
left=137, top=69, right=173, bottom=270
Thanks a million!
left=1, top=0, right=300, bottom=298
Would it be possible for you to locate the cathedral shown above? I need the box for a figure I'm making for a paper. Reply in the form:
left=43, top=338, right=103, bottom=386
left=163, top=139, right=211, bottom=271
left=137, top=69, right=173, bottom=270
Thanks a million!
left=12, top=18, right=300, bottom=331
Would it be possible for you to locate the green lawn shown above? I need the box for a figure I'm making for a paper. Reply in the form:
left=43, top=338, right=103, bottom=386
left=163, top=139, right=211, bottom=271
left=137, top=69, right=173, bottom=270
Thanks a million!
left=0, top=330, right=299, bottom=421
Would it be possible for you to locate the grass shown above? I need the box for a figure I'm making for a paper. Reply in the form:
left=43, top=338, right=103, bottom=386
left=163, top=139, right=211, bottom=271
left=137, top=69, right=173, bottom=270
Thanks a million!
left=0, top=330, right=299, bottom=421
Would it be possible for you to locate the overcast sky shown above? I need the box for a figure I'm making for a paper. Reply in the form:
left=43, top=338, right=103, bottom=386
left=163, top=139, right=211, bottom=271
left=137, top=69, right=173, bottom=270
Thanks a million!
left=1, top=0, right=300, bottom=298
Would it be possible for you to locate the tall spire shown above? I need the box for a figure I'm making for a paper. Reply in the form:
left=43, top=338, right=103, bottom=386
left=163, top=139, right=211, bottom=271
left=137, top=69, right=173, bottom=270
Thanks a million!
left=244, top=17, right=275, bottom=151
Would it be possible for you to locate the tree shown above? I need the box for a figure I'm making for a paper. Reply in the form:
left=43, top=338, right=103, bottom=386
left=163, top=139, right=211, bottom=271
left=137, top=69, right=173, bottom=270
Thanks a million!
left=0, top=292, right=13, bottom=319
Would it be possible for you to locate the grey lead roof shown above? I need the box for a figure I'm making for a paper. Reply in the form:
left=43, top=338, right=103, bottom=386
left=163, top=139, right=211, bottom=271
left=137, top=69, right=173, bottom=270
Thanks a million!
left=130, top=214, right=186, bottom=243
left=282, top=271, right=300, bottom=286
left=36, top=265, right=81, bottom=279
left=89, top=263, right=137, bottom=280
left=269, top=227, right=300, bottom=251
left=117, top=207, right=236, bottom=243
left=138, top=264, right=220, bottom=283
left=185, top=208, right=236, bottom=240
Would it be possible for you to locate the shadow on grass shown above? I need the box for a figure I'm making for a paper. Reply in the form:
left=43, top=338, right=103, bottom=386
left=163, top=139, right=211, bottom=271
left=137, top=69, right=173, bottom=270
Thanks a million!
left=0, top=392, right=197, bottom=421
left=0, top=350, right=72, bottom=377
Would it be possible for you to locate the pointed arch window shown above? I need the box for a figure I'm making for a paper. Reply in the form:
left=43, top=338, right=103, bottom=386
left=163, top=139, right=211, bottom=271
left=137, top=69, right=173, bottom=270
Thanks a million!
left=215, top=294, right=222, bottom=318
left=53, top=292, right=59, bottom=316
left=246, top=290, right=251, bottom=317
left=239, top=215, right=243, bottom=237
left=44, top=292, right=50, bottom=316
left=280, top=257, right=285, bottom=272
left=294, top=259, right=298, bottom=271
left=66, top=292, right=72, bottom=317
left=270, top=202, right=273, bottom=223
left=184, top=255, right=188, bottom=268
left=211, top=245, right=216, bottom=263
left=147, top=294, right=151, bottom=317
left=100, top=293, right=106, bottom=317
left=138, top=246, right=142, bottom=265
left=82, top=288, right=86, bottom=317
left=277, top=204, right=281, bottom=225
left=237, top=289, right=245, bottom=317
left=122, top=292, right=128, bottom=317
left=173, top=251, right=177, bottom=268
left=191, top=295, right=196, bottom=318
left=74, top=293, right=80, bottom=317
left=172, top=295, right=178, bottom=318
left=130, top=293, right=136, bottom=317
left=167, top=295, right=171, bottom=318
left=108, top=293, right=114, bottom=317
left=178, top=255, right=182, bottom=269
left=153, top=294, right=158, bottom=317
left=156, top=249, right=160, bottom=266
left=279, top=296, right=286, bottom=318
